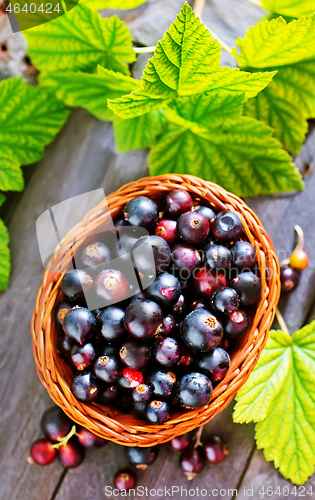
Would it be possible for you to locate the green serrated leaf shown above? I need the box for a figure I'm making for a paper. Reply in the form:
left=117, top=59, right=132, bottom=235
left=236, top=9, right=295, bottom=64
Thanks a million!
left=148, top=93, right=303, bottom=197
left=0, top=78, right=70, bottom=168
left=233, top=16, right=315, bottom=153
left=24, top=4, right=136, bottom=75
left=0, top=218, right=10, bottom=291
left=113, top=110, right=166, bottom=152
left=80, top=0, right=146, bottom=10
left=0, top=149, right=24, bottom=192
left=261, top=0, right=315, bottom=18
left=39, top=66, right=140, bottom=121
left=233, top=322, right=315, bottom=485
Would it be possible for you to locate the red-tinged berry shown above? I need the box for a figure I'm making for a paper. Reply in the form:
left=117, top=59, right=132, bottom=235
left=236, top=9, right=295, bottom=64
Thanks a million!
left=230, top=272, right=261, bottom=306
left=161, top=314, right=179, bottom=337
left=177, top=346, right=194, bottom=369
left=71, top=372, right=102, bottom=402
left=170, top=434, right=191, bottom=452
left=81, top=242, right=111, bottom=268
left=30, top=438, right=56, bottom=466
left=124, top=196, right=158, bottom=230
left=70, top=343, right=96, bottom=371
left=76, top=427, right=107, bottom=449
left=165, top=189, right=193, bottom=218
left=114, top=468, right=137, bottom=491
left=224, top=309, right=249, bottom=339
left=93, top=354, right=122, bottom=383
left=280, top=265, right=299, bottom=292
left=155, top=219, right=178, bottom=246
left=123, top=368, right=144, bottom=388
left=181, top=310, right=223, bottom=352
left=41, top=407, right=73, bottom=442
left=119, top=339, right=151, bottom=369
left=131, top=235, right=171, bottom=275
left=210, top=287, right=240, bottom=315
left=154, top=337, right=182, bottom=367
left=177, top=372, right=212, bottom=408
left=204, top=436, right=229, bottom=463
left=95, top=269, right=129, bottom=304
left=63, top=307, right=96, bottom=345
left=61, top=269, right=93, bottom=302
left=196, top=347, right=230, bottom=382
left=55, top=302, right=72, bottom=327
left=289, top=249, right=309, bottom=271
left=177, top=212, right=209, bottom=244
left=180, top=447, right=205, bottom=480
left=211, top=211, right=243, bottom=243
left=58, top=438, right=85, bottom=468
left=146, top=273, right=182, bottom=308
left=124, top=446, right=158, bottom=469
left=124, top=299, right=163, bottom=339
left=231, top=241, right=256, bottom=270
left=145, top=400, right=170, bottom=424
left=171, top=243, right=201, bottom=279
left=132, top=383, right=153, bottom=402
left=188, top=299, right=206, bottom=312
left=192, top=267, right=226, bottom=299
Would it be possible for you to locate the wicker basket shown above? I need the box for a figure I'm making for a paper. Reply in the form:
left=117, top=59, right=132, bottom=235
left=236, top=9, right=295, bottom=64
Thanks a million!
left=31, top=174, right=280, bottom=447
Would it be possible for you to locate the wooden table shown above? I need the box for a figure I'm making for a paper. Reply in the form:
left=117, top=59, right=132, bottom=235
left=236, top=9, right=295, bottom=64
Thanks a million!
left=1, top=1, right=315, bottom=499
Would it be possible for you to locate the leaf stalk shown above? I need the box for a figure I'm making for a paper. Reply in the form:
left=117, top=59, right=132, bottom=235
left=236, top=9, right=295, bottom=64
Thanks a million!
left=275, top=308, right=290, bottom=335
left=133, top=45, right=156, bottom=54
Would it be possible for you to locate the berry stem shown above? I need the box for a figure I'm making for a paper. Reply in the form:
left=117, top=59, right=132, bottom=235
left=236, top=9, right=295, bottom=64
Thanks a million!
left=52, top=425, right=77, bottom=450
left=280, top=225, right=306, bottom=266
left=193, top=0, right=206, bottom=18
left=246, top=0, right=263, bottom=7
left=275, top=308, right=290, bottom=336
left=194, top=425, right=204, bottom=449
left=133, top=45, right=156, bottom=54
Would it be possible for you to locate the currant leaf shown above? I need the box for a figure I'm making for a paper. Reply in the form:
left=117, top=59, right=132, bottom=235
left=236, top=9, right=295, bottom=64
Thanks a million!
left=260, top=0, right=315, bottom=19
left=113, top=110, right=166, bottom=152
left=0, top=218, right=10, bottom=292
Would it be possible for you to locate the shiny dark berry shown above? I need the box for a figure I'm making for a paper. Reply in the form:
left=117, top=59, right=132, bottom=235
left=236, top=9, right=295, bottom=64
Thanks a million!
left=231, top=241, right=256, bottom=270
left=154, top=337, right=182, bottom=367
left=119, top=340, right=151, bottom=369
left=224, top=309, right=250, bottom=338
left=161, top=314, right=179, bottom=337
left=132, top=383, right=153, bottom=402
left=230, top=272, right=261, bottom=305
left=197, top=347, right=230, bottom=382
left=210, top=287, right=240, bottom=315
left=71, top=372, right=102, bottom=402
left=177, top=346, right=194, bottom=369
left=177, top=212, right=209, bottom=244
left=61, top=269, right=93, bottom=302
left=188, top=299, right=206, bottom=312
left=58, top=438, right=85, bottom=468
left=194, top=205, right=216, bottom=223
left=93, top=354, right=122, bottom=383
left=55, top=302, right=72, bottom=327
left=132, top=400, right=147, bottom=419
left=149, top=369, right=176, bottom=399
left=180, top=447, right=205, bottom=480
left=171, top=243, right=201, bottom=279
left=97, top=306, right=126, bottom=343
left=205, top=245, right=232, bottom=270
left=145, top=400, right=170, bottom=424
left=146, top=273, right=181, bottom=308
left=170, top=434, right=191, bottom=452
left=95, top=269, right=129, bottom=304
left=165, top=189, right=193, bottom=218
left=117, top=229, right=139, bottom=262
left=70, top=343, right=96, bottom=371
left=76, top=427, right=107, bottom=448
left=204, top=436, right=229, bottom=463
left=155, top=219, right=178, bottom=246
left=211, top=211, right=243, bottom=243
left=124, top=196, right=158, bottom=230
left=41, top=407, right=73, bottom=442
left=98, top=384, right=118, bottom=404
left=125, top=446, right=158, bottom=469
left=116, top=374, right=132, bottom=391
left=124, top=299, right=163, bottom=339
left=123, top=368, right=144, bottom=388
left=280, top=265, right=299, bottom=292
left=81, top=242, right=110, bottom=268
left=57, top=333, right=73, bottom=356
left=131, top=235, right=171, bottom=275
left=114, top=468, right=137, bottom=491
left=177, top=372, right=212, bottom=408
left=192, top=267, right=226, bottom=299
left=172, top=294, right=186, bottom=317
left=30, top=438, right=56, bottom=466
left=181, top=310, right=223, bottom=352
left=63, top=307, right=96, bottom=345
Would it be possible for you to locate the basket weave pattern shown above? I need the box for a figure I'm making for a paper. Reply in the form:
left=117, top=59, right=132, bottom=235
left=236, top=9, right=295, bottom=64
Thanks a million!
left=31, top=174, right=280, bottom=446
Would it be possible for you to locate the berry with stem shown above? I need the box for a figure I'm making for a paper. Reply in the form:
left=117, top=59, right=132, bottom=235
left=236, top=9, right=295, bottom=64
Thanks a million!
left=41, top=406, right=73, bottom=442
left=179, top=446, right=205, bottom=480
left=124, top=446, right=158, bottom=470
left=204, top=436, right=229, bottom=463
left=280, top=265, right=299, bottom=292
left=58, top=438, right=85, bottom=468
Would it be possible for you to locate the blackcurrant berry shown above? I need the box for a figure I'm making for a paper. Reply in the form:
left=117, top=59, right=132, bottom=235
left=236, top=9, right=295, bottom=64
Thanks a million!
left=145, top=400, right=170, bottom=424
left=132, top=400, right=147, bottom=419
left=132, top=383, right=153, bottom=402
left=177, top=346, right=194, bottom=369
left=30, top=438, right=56, bottom=466
left=70, top=343, right=96, bottom=371
left=155, top=219, right=178, bottom=246
left=58, top=438, right=85, bottom=468
left=188, top=299, right=206, bottom=312
left=76, top=427, right=107, bottom=448
left=95, top=269, right=129, bottom=304
left=210, top=287, right=240, bottom=315
left=181, top=310, right=223, bottom=352
left=146, top=273, right=182, bottom=308
left=119, top=339, right=151, bottom=369
left=131, top=235, right=171, bottom=275
left=124, top=446, right=158, bottom=469
left=80, top=242, right=111, bottom=268
left=179, top=446, right=205, bottom=480
left=211, top=211, right=243, bottom=243
left=196, top=347, right=230, bottom=382
left=280, top=265, right=299, bottom=292
left=172, top=294, right=186, bottom=318
left=224, top=309, right=249, bottom=338
left=165, top=189, right=193, bottom=218
left=205, top=245, right=232, bottom=270
left=55, top=302, right=72, bottom=327
left=57, top=333, right=73, bottom=356
left=230, top=272, right=261, bottom=305
left=204, top=435, right=229, bottom=463
left=194, top=205, right=216, bottom=222
left=154, top=337, right=182, bottom=367
left=114, top=468, right=137, bottom=491
left=192, top=267, right=226, bottom=299
left=177, top=372, right=212, bottom=408
left=149, top=369, right=176, bottom=399
left=97, top=306, right=126, bottom=343
left=177, top=212, right=209, bottom=244
left=171, top=243, right=201, bottom=279
left=124, top=299, right=163, bottom=339
left=124, top=196, right=158, bottom=230
left=93, top=354, right=122, bottom=383
left=170, top=434, right=191, bottom=452
left=71, top=372, right=102, bottom=402
left=231, top=241, right=256, bottom=270
left=61, top=269, right=93, bottom=302
left=63, top=307, right=96, bottom=345
left=41, top=406, right=73, bottom=442
left=161, top=314, right=179, bottom=337
left=98, top=384, right=118, bottom=404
